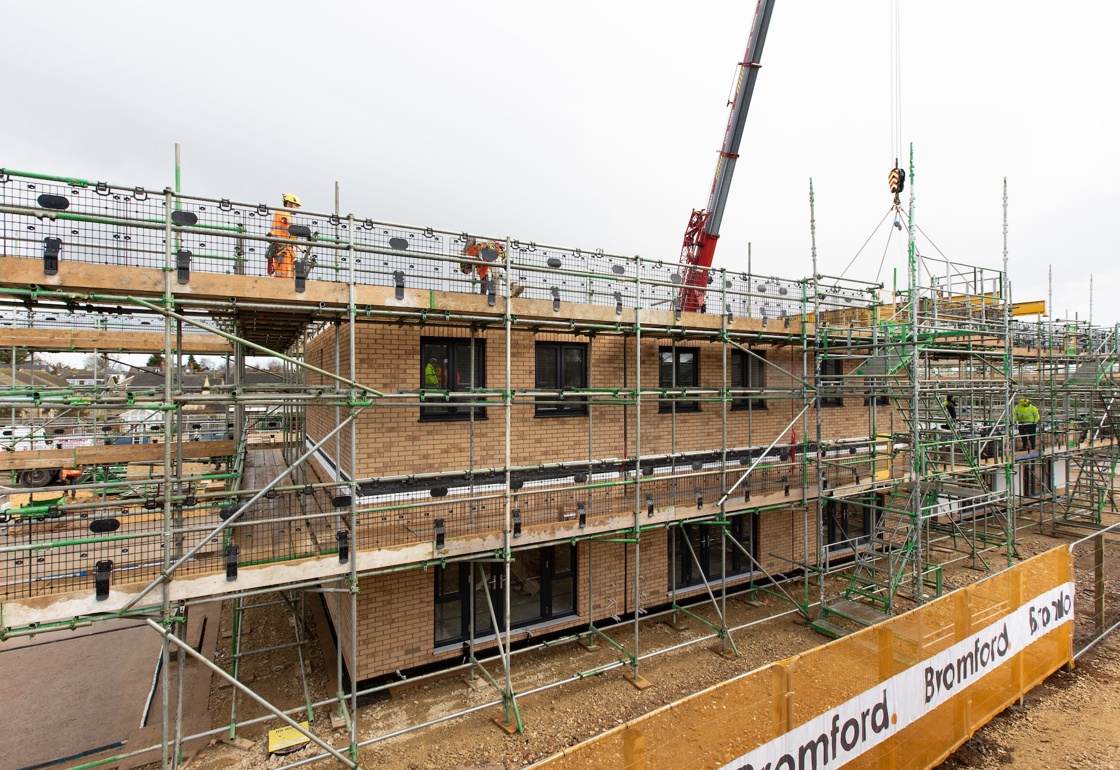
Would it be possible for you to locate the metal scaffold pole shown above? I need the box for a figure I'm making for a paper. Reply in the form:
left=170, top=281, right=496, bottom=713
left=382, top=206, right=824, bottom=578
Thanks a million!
left=1002, top=177, right=1016, bottom=567
left=810, top=178, right=824, bottom=615
left=499, top=237, right=521, bottom=733
left=630, top=253, right=646, bottom=689
left=160, top=178, right=176, bottom=769
left=346, top=211, right=361, bottom=764
left=907, top=143, right=922, bottom=604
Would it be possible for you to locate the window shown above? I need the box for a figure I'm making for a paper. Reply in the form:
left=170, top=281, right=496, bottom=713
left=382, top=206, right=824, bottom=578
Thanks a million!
left=434, top=545, right=577, bottom=645
left=535, top=342, right=587, bottom=416
left=863, top=378, right=890, bottom=407
left=421, top=338, right=485, bottom=420
left=731, top=349, right=767, bottom=409
left=824, top=497, right=877, bottom=553
left=818, top=358, right=843, bottom=408
left=670, top=515, right=753, bottom=590
left=659, top=347, right=700, bottom=412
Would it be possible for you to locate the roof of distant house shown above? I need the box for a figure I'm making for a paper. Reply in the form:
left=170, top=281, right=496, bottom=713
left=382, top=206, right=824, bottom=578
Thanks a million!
left=11, top=368, right=70, bottom=388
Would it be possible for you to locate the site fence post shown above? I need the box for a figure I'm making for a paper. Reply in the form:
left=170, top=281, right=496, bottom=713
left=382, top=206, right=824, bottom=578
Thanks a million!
left=1008, top=568, right=1025, bottom=707
left=953, top=588, right=973, bottom=739
left=623, top=728, right=646, bottom=770
left=876, top=625, right=897, bottom=769
left=1094, top=532, right=1105, bottom=638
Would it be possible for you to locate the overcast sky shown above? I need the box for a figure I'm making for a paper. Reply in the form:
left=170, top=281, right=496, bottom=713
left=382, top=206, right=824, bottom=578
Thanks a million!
left=3, top=1, right=1117, bottom=325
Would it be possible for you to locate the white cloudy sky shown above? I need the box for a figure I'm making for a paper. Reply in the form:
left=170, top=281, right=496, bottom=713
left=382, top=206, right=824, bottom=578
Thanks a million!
left=3, top=1, right=1117, bottom=324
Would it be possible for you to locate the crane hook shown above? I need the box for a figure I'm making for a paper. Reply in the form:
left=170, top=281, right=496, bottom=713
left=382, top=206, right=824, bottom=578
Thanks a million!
left=888, top=165, right=906, bottom=205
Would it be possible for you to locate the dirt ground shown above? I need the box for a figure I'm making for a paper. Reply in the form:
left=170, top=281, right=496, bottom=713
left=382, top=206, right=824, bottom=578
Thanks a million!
left=155, top=521, right=1120, bottom=770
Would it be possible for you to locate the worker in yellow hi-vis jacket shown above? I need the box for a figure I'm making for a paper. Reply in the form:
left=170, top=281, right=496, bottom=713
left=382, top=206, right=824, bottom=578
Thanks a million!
left=1013, top=397, right=1040, bottom=451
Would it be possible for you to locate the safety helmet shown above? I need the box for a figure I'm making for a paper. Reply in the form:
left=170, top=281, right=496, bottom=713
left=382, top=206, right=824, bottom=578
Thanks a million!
left=282, top=193, right=302, bottom=207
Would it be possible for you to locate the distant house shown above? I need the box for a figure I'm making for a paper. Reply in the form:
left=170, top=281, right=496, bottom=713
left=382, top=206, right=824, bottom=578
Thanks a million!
left=63, top=369, right=110, bottom=387
left=7, top=369, right=71, bottom=419
left=125, top=369, right=226, bottom=391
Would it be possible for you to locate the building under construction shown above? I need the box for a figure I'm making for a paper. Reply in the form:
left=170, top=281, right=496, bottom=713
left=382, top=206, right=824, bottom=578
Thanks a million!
left=0, top=161, right=1116, bottom=767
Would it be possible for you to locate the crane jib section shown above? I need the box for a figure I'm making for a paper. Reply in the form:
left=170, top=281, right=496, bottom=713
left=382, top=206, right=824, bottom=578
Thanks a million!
left=705, top=0, right=775, bottom=237
left=678, top=0, right=776, bottom=313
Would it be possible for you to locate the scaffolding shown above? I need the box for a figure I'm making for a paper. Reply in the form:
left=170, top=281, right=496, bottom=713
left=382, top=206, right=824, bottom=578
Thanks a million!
left=0, top=164, right=1115, bottom=768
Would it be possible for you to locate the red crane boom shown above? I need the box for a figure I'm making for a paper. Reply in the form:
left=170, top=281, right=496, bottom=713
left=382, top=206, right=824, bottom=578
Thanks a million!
left=677, top=0, right=776, bottom=313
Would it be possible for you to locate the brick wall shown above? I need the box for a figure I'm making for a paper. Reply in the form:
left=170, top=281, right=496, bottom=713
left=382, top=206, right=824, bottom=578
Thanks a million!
left=304, top=323, right=886, bottom=479
left=326, top=508, right=820, bottom=682
left=307, top=321, right=868, bottom=681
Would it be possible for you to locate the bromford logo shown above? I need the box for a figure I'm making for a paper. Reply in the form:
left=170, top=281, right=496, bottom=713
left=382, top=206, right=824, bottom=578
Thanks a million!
left=718, top=583, right=1073, bottom=770
left=725, top=690, right=897, bottom=770
left=924, top=624, right=1010, bottom=704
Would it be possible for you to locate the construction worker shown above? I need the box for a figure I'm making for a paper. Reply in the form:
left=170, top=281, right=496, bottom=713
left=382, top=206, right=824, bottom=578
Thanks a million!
left=460, top=237, right=524, bottom=298
left=1014, top=396, right=1040, bottom=451
left=267, top=193, right=301, bottom=278
left=424, top=357, right=443, bottom=389
left=944, top=394, right=958, bottom=422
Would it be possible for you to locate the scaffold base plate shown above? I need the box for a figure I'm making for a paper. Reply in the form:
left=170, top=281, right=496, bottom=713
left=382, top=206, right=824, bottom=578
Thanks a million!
left=624, top=672, right=653, bottom=690
left=492, top=715, right=519, bottom=734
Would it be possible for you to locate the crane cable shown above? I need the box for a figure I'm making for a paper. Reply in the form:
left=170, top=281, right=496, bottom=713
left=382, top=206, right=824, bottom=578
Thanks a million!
left=888, top=0, right=906, bottom=206
left=839, top=2, right=907, bottom=282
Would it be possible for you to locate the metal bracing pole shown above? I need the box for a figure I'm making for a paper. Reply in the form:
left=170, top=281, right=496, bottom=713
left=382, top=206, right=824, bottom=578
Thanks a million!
left=477, top=563, right=521, bottom=730
left=715, top=404, right=813, bottom=507
left=724, top=530, right=810, bottom=619
left=121, top=413, right=361, bottom=613
left=144, top=619, right=359, bottom=769
left=680, top=529, right=738, bottom=657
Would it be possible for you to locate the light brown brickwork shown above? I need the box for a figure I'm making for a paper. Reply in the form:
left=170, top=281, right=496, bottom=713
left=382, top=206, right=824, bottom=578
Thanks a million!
left=309, top=322, right=881, bottom=682
left=305, top=324, right=884, bottom=478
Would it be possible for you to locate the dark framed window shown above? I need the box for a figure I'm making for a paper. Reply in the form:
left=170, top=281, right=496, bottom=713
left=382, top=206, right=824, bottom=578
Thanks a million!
left=421, top=338, right=485, bottom=420
left=863, top=378, right=890, bottom=407
left=824, top=496, right=878, bottom=553
left=535, top=342, right=588, bottom=416
left=818, top=358, right=843, bottom=408
left=659, top=347, right=700, bottom=412
left=434, top=545, right=577, bottom=645
left=731, top=349, right=767, bottom=409
left=670, top=515, right=753, bottom=590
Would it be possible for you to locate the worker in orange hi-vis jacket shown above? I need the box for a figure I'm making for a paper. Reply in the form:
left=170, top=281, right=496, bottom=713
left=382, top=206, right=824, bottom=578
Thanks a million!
left=460, top=236, right=524, bottom=297
left=267, top=193, right=301, bottom=278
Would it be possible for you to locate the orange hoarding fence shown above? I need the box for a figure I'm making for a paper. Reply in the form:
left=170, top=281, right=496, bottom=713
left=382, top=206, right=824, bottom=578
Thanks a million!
left=531, top=547, right=1073, bottom=770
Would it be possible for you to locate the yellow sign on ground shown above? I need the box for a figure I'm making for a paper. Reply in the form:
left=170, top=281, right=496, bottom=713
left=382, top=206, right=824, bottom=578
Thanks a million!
left=267, top=721, right=311, bottom=755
